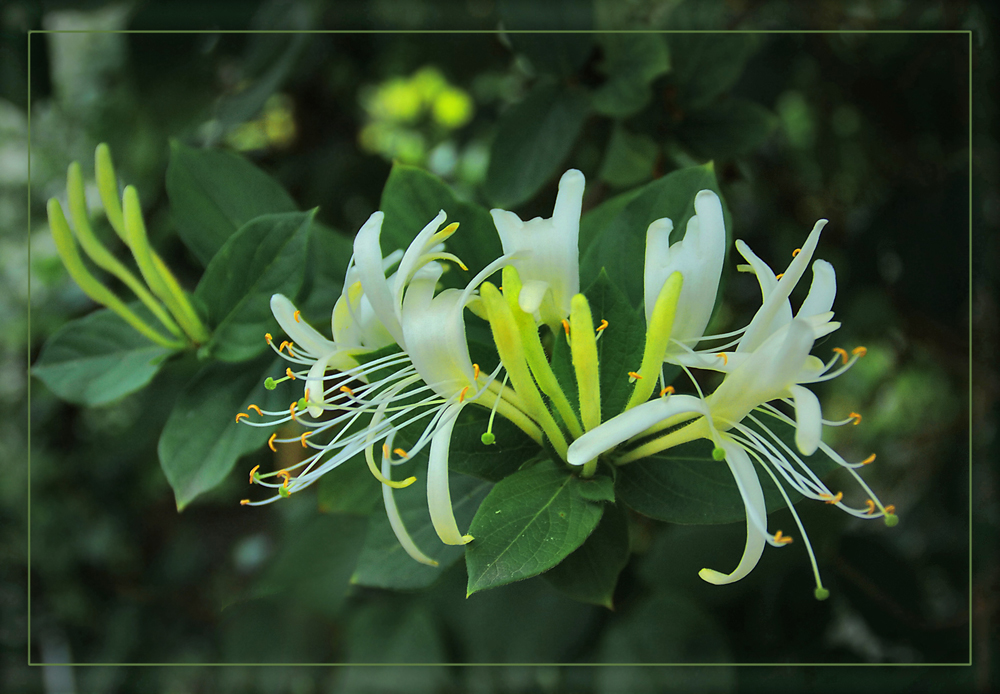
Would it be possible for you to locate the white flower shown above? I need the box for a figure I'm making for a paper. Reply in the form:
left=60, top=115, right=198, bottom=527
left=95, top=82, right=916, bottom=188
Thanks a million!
left=490, top=169, right=584, bottom=325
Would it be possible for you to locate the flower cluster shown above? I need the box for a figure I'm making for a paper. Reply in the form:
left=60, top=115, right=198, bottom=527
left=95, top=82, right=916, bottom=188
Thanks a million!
left=238, top=170, right=895, bottom=594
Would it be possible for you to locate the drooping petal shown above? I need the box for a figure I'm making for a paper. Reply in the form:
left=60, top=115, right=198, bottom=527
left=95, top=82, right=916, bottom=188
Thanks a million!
left=698, top=440, right=768, bottom=585
left=380, top=456, right=438, bottom=566
left=353, top=211, right=404, bottom=345
left=270, top=294, right=336, bottom=357
left=567, top=394, right=707, bottom=466
left=427, top=402, right=473, bottom=545
left=789, top=384, right=823, bottom=455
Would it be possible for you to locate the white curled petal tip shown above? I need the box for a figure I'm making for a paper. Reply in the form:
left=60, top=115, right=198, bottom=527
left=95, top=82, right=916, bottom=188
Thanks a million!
left=427, top=404, right=472, bottom=546
left=789, top=384, right=823, bottom=456
left=381, top=457, right=439, bottom=567
left=517, top=279, right=550, bottom=315
left=567, top=395, right=707, bottom=466
left=270, top=294, right=335, bottom=356
left=797, top=259, right=837, bottom=319
left=553, top=169, right=585, bottom=222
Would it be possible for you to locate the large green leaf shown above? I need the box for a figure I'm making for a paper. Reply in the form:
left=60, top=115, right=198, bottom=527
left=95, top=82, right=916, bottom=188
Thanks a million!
left=351, top=469, right=492, bottom=591
left=499, top=0, right=594, bottom=77
left=465, top=462, right=612, bottom=595
left=158, top=354, right=283, bottom=510
left=378, top=164, right=501, bottom=281
left=195, top=210, right=314, bottom=362
left=445, top=406, right=541, bottom=482
left=316, top=452, right=382, bottom=517
left=581, top=162, right=724, bottom=305
left=666, top=32, right=759, bottom=110
left=592, top=33, right=671, bottom=118
left=677, top=98, right=777, bottom=159
left=543, top=501, right=630, bottom=608
left=616, top=419, right=844, bottom=524
left=166, top=141, right=297, bottom=265
left=598, top=125, right=660, bottom=189
left=32, top=306, right=175, bottom=406
left=485, top=80, right=590, bottom=209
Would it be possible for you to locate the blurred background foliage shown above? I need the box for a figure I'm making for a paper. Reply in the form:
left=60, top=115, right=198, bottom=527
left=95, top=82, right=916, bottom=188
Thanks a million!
left=0, top=0, right=993, bottom=692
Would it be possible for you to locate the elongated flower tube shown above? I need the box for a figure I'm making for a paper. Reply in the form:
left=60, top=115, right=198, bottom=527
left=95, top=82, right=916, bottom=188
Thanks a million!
left=568, top=317, right=895, bottom=597
left=490, top=169, right=584, bottom=326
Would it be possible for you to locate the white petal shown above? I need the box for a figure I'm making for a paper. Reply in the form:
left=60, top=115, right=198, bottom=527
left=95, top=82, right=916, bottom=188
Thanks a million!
left=395, top=210, right=448, bottom=297
left=789, top=384, right=822, bottom=455
left=380, top=456, right=438, bottom=566
left=353, top=211, right=404, bottom=345
left=518, top=279, right=550, bottom=315
left=567, top=395, right=707, bottom=466
left=270, top=294, right=336, bottom=357
left=797, top=259, right=837, bottom=319
left=427, top=403, right=471, bottom=545
left=698, top=440, right=767, bottom=585
left=553, top=169, right=585, bottom=225
left=643, top=217, right=674, bottom=321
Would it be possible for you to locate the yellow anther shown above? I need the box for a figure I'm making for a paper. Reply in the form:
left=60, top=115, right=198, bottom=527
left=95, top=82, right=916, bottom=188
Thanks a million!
left=383, top=444, right=391, bottom=459
left=716, top=352, right=729, bottom=365
left=792, top=248, right=802, bottom=257
left=289, top=401, right=298, bottom=420
left=287, top=344, right=295, bottom=356
left=459, top=385, right=470, bottom=402
left=279, top=340, right=291, bottom=353
left=457, top=260, right=469, bottom=271
left=276, top=469, right=291, bottom=488
left=822, top=491, right=844, bottom=505
left=235, top=412, right=249, bottom=423
left=775, top=273, right=784, bottom=280
left=265, top=333, right=273, bottom=344
left=849, top=412, right=862, bottom=425
left=660, top=385, right=675, bottom=397
left=865, top=499, right=876, bottom=515
left=249, top=465, right=260, bottom=484
left=247, top=404, right=263, bottom=416
left=303, top=388, right=310, bottom=402
left=861, top=453, right=876, bottom=465
left=300, top=431, right=311, bottom=448
left=393, top=448, right=409, bottom=459
left=240, top=499, right=250, bottom=506
left=832, top=347, right=849, bottom=364
left=561, top=319, right=570, bottom=337
left=884, top=504, right=896, bottom=514
left=596, top=319, right=608, bottom=332
left=774, top=530, right=794, bottom=545
left=473, top=363, right=480, bottom=380
left=286, top=367, right=297, bottom=380
left=293, top=310, right=301, bottom=323
left=628, top=371, right=643, bottom=380
left=267, top=433, right=277, bottom=452
left=340, top=385, right=355, bottom=397
left=852, top=346, right=868, bottom=357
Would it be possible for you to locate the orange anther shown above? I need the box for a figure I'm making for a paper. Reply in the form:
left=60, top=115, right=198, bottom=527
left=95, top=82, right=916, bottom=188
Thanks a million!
left=459, top=385, right=470, bottom=402
left=775, top=273, right=785, bottom=280
left=267, top=433, right=277, bottom=452
left=293, top=310, right=301, bottom=323
left=247, top=404, right=263, bottom=416
left=861, top=453, right=876, bottom=465
left=852, top=346, right=867, bottom=357
left=300, top=431, right=311, bottom=448
left=596, top=319, right=608, bottom=332
left=383, top=444, right=391, bottom=459
left=473, top=363, right=480, bottom=380
left=279, top=340, right=291, bottom=353
left=235, top=412, right=249, bottom=423
left=660, top=385, right=675, bottom=397
left=561, top=319, right=570, bottom=337
left=289, top=401, right=298, bottom=420
left=716, top=352, right=729, bottom=366
left=849, top=412, right=862, bottom=425
left=393, top=448, right=409, bottom=459
left=276, top=469, right=291, bottom=488
left=774, top=530, right=794, bottom=545
left=792, top=248, right=801, bottom=257
left=865, top=499, right=876, bottom=515
left=287, top=344, right=295, bottom=356
left=286, top=367, right=297, bottom=380
left=303, top=388, right=310, bottom=402
left=628, top=371, right=643, bottom=380
left=832, top=347, right=849, bottom=364
left=240, top=499, right=250, bottom=506
left=823, top=491, right=844, bottom=505
left=265, top=333, right=273, bottom=344
left=884, top=504, right=896, bottom=514
left=340, top=385, right=355, bottom=397
left=249, top=465, right=260, bottom=484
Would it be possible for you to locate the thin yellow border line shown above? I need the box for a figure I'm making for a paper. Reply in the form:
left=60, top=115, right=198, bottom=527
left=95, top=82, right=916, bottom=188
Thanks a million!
left=24, top=28, right=974, bottom=669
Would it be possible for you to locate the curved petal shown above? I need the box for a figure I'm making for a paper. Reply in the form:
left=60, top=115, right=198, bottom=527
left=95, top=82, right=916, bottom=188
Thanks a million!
left=789, top=384, right=823, bottom=456
left=353, top=211, right=404, bottom=345
left=698, top=440, right=767, bottom=585
left=797, top=259, right=837, bottom=320
left=380, top=456, right=438, bottom=566
left=518, top=279, right=550, bottom=315
left=427, top=402, right=472, bottom=545
left=270, top=294, right=336, bottom=357
left=567, top=394, right=707, bottom=466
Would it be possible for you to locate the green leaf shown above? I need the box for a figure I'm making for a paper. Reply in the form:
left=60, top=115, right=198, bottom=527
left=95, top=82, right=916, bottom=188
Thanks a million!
left=616, top=420, right=844, bottom=524
left=586, top=270, right=648, bottom=418
left=677, top=98, right=777, bottom=159
left=579, top=184, right=644, bottom=257
left=581, top=162, right=723, bottom=306
left=446, top=406, right=541, bottom=482
left=592, top=33, right=671, bottom=118
left=544, top=501, right=630, bottom=608
left=465, top=462, right=607, bottom=595
left=158, top=354, right=283, bottom=510
left=32, top=307, right=175, bottom=406
left=599, top=125, right=660, bottom=189
left=316, top=453, right=381, bottom=516
left=297, top=221, right=352, bottom=326
left=379, top=164, right=501, bottom=280
left=485, top=81, right=590, bottom=209
left=166, top=141, right=297, bottom=266
left=351, top=470, right=492, bottom=591
left=195, top=210, right=314, bottom=362
left=249, top=513, right=366, bottom=617
left=499, top=1, right=594, bottom=76
left=667, top=32, right=759, bottom=110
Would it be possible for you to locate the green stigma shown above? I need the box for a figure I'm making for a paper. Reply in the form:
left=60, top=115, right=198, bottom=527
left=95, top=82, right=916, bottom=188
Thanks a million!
left=814, top=587, right=830, bottom=601
left=712, top=446, right=726, bottom=461
left=883, top=513, right=899, bottom=527
left=278, top=486, right=290, bottom=498
left=481, top=432, right=496, bottom=445
left=297, top=397, right=308, bottom=411
left=264, top=377, right=277, bottom=390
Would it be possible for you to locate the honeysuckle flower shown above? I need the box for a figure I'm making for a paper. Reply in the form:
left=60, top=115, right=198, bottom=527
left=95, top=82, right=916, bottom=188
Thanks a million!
left=490, top=169, right=584, bottom=326
left=643, top=189, right=727, bottom=363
